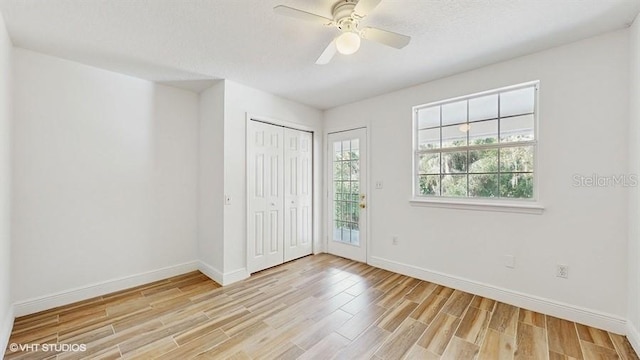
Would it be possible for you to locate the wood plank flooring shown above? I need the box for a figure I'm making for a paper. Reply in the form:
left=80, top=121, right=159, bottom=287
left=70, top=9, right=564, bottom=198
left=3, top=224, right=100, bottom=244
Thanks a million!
left=4, top=254, right=638, bottom=360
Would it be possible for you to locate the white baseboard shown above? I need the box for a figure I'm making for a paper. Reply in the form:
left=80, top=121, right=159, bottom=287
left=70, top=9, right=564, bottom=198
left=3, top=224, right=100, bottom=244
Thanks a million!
left=369, top=256, right=627, bottom=334
left=198, top=261, right=224, bottom=285
left=627, top=321, right=640, bottom=356
left=223, top=268, right=249, bottom=285
left=13, top=261, right=199, bottom=317
left=0, top=306, right=15, bottom=360
left=198, top=261, right=248, bottom=286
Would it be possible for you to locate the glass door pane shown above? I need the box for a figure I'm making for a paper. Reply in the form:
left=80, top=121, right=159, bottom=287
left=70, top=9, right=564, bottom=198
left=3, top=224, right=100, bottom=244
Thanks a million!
left=327, top=128, right=367, bottom=263
left=333, top=139, right=360, bottom=245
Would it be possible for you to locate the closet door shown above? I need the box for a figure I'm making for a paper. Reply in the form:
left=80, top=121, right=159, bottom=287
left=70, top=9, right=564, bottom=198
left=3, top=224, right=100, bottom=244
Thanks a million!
left=284, top=128, right=313, bottom=262
left=247, top=121, right=285, bottom=273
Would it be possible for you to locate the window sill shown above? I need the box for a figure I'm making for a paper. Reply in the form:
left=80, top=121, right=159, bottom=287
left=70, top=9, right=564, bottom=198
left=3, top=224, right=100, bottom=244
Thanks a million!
left=409, top=198, right=544, bottom=214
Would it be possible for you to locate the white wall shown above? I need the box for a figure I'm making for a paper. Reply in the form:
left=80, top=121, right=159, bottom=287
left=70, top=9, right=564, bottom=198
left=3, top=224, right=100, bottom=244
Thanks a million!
left=1, top=12, right=635, bottom=348
left=628, top=14, right=640, bottom=350
left=222, top=80, right=323, bottom=276
left=325, top=30, right=630, bottom=332
left=0, top=10, right=12, bottom=357
left=198, top=81, right=225, bottom=276
left=11, top=49, right=199, bottom=308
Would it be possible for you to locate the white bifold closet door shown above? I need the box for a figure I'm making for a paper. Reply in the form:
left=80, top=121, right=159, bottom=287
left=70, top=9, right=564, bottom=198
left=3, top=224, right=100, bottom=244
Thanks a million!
left=247, top=120, right=312, bottom=274
left=283, top=128, right=313, bottom=262
left=247, top=121, right=284, bottom=273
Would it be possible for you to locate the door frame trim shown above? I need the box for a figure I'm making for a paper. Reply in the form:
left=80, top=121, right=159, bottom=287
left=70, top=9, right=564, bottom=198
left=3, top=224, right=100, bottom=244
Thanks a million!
left=245, top=113, right=318, bottom=274
left=325, top=126, right=370, bottom=264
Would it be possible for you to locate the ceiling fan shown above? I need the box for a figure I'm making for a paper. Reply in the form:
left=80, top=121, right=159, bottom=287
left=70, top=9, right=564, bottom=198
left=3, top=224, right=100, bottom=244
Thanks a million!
left=274, top=0, right=411, bottom=65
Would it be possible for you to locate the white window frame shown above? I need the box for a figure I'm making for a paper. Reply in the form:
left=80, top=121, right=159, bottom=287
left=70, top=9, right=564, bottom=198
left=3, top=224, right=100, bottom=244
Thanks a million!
left=410, top=81, right=544, bottom=214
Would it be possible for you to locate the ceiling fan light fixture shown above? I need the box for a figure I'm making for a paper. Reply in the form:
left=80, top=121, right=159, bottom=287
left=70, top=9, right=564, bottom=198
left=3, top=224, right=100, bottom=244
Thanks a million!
left=274, top=0, right=411, bottom=64
left=335, top=31, right=361, bottom=55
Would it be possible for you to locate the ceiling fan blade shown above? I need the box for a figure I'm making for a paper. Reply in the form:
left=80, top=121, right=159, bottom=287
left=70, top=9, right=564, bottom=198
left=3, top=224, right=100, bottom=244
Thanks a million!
left=316, top=39, right=337, bottom=65
left=353, top=0, right=383, bottom=17
left=361, top=27, right=411, bottom=49
left=273, top=5, right=333, bottom=26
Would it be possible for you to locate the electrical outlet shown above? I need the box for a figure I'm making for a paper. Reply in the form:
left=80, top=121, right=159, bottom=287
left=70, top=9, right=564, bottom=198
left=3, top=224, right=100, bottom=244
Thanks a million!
left=556, top=264, right=569, bottom=279
left=504, top=255, right=515, bottom=269
left=375, top=181, right=384, bottom=189
left=392, top=236, right=398, bottom=245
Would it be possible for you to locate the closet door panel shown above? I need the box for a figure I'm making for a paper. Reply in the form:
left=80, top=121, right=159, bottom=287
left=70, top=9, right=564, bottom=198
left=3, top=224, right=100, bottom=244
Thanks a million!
left=247, top=121, right=285, bottom=273
left=284, top=128, right=313, bottom=262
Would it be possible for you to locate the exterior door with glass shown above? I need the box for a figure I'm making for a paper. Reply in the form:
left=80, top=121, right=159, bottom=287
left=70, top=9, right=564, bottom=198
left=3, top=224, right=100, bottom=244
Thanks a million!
left=327, top=129, right=367, bottom=263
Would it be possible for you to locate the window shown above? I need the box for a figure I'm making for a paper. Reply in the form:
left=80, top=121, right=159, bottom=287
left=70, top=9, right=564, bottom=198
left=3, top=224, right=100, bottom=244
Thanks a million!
left=413, top=82, right=538, bottom=202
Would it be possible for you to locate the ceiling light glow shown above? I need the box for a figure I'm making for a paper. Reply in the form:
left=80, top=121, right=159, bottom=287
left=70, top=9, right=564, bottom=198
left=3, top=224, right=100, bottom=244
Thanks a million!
left=336, top=32, right=361, bottom=55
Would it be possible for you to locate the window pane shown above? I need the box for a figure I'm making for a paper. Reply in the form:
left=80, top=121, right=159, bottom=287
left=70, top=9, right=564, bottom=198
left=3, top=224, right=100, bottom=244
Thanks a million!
left=469, top=94, right=498, bottom=121
left=418, top=106, right=440, bottom=129
left=419, top=175, right=440, bottom=196
left=468, top=120, right=498, bottom=145
left=500, top=87, right=535, bottom=117
left=342, top=201, right=349, bottom=220
left=418, top=128, right=440, bottom=150
left=441, top=174, right=467, bottom=197
left=500, top=146, right=534, bottom=172
left=469, top=149, right=498, bottom=173
left=351, top=180, right=360, bottom=195
left=442, top=101, right=467, bottom=126
left=500, top=173, right=534, bottom=198
left=351, top=139, right=359, bottom=151
left=334, top=142, right=342, bottom=161
left=336, top=162, right=347, bottom=180
left=342, top=227, right=350, bottom=242
left=350, top=150, right=360, bottom=162
left=500, top=114, right=534, bottom=142
left=335, top=207, right=343, bottom=224
left=342, top=140, right=351, bottom=160
left=346, top=162, right=354, bottom=180
left=334, top=221, right=343, bottom=241
left=344, top=202, right=352, bottom=222
left=469, top=174, right=499, bottom=197
left=350, top=161, right=359, bottom=180
left=339, top=180, right=350, bottom=195
left=351, top=203, right=360, bottom=223
left=442, top=151, right=467, bottom=173
left=419, top=153, right=440, bottom=174
left=442, top=125, right=467, bottom=148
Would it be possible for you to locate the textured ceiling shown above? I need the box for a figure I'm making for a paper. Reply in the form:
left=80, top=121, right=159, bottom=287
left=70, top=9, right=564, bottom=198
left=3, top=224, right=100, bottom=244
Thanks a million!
left=0, top=0, right=638, bottom=109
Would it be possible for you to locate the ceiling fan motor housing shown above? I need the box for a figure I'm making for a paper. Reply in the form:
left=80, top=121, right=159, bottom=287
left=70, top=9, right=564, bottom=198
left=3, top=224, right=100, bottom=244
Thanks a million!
left=333, top=1, right=359, bottom=32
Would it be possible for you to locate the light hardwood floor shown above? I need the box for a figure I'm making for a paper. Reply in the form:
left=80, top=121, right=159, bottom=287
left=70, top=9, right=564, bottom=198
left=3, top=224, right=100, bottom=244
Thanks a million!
left=4, top=254, right=639, bottom=360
